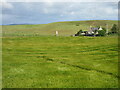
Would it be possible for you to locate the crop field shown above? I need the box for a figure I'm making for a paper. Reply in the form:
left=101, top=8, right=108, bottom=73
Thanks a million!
left=2, top=35, right=118, bottom=88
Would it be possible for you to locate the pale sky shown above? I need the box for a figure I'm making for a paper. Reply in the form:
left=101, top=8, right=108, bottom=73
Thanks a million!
left=0, top=0, right=119, bottom=25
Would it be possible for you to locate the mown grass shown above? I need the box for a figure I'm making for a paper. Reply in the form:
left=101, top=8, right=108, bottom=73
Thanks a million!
left=2, top=35, right=118, bottom=88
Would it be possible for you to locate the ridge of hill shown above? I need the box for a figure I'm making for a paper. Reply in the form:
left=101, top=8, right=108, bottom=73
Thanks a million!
left=2, top=20, right=118, bottom=36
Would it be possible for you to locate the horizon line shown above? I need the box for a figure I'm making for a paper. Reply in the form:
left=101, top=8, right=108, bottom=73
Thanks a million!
left=1, top=19, right=118, bottom=25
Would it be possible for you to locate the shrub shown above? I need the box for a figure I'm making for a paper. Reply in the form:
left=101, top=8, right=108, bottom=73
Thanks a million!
left=98, top=30, right=106, bottom=36
left=102, top=27, right=106, bottom=31
left=108, top=32, right=113, bottom=35
left=75, top=30, right=83, bottom=36
left=111, top=24, right=118, bottom=33
left=76, top=24, right=79, bottom=26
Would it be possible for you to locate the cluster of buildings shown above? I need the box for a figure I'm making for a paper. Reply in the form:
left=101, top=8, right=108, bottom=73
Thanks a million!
left=55, top=26, right=108, bottom=36
left=80, top=26, right=103, bottom=36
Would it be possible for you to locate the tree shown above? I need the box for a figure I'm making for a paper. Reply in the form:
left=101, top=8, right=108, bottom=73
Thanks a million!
left=102, top=27, right=106, bottom=31
left=98, top=30, right=106, bottom=36
left=111, top=24, right=118, bottom=33
left=75, top=30, right=83, bottom=36
left=93, top=30, right=98, bottom=37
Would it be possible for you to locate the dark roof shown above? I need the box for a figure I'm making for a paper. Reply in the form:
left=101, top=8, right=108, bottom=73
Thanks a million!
left=91, top=27, right=99, bottom=31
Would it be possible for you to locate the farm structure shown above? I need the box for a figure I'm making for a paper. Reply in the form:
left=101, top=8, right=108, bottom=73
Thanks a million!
left=74, top=26, right=103, bottom=36
left=84, top=26, right=103, bottom=36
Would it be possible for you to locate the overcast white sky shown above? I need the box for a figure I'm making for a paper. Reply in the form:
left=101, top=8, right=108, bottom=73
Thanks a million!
left=0, top=0, right=119, bottom=25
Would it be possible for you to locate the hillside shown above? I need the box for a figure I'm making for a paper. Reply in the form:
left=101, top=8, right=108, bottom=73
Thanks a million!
left=2, top=20, right=118, bottom=36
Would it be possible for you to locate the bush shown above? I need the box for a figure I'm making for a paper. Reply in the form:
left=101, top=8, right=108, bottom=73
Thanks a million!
left=75, top=30, right=83, bottom=36
left=111, top=24, right=118, bottom=33
left=102, top=27, right=106, bottom=31
left=98, top=30, right=106, bottom=36
left=108, top=32, right=113, bottom=35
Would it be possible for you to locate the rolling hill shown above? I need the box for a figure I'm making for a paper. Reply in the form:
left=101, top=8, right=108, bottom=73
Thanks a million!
left=2, top=20, right=118, bottom=36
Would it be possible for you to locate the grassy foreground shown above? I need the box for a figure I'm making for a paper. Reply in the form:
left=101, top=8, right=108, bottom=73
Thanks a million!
left=2, top=35, right=118, bottom=88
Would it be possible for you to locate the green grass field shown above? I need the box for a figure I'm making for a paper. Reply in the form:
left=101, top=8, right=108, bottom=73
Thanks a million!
left=2, top=20, right=117, bottom=36
left=2, top=20, right=119, bottom=88
left=2, top=36, right=118, bottom=88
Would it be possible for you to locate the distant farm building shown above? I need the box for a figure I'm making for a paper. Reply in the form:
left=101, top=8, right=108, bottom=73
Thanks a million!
left=86, top=26, right=103, bottom=35
left=74, top=26, right=103, bottom=36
